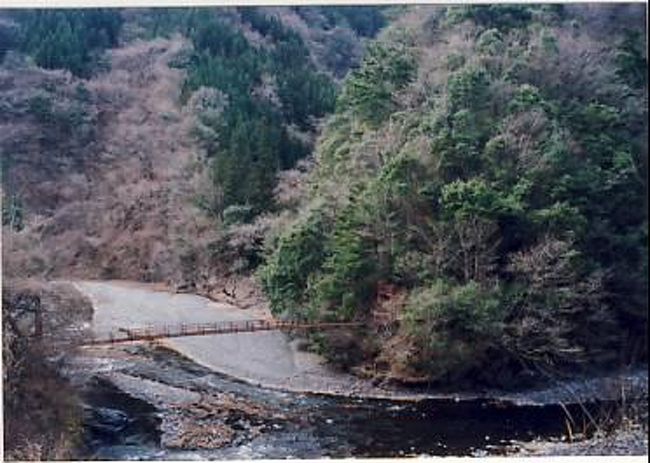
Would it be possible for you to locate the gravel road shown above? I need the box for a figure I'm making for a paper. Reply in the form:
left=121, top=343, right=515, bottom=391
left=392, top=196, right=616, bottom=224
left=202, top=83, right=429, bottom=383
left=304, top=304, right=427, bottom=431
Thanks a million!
left=72, top=280, right=648, bottom=405
left=72, top=280, right=372, bottom=396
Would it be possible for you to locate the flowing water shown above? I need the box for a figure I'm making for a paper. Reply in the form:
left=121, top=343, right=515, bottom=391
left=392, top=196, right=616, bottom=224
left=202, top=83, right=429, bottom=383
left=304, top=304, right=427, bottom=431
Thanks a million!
left=69, top=345, right=603, bottom=460
left=61, top=281, right=620, bottom=460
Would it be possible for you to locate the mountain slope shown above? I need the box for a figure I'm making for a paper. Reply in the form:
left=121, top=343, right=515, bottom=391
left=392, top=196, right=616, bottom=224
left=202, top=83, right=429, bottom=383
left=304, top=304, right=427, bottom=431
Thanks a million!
left=260, top=4, right=648, bottom=387
left=3, top=36, right=214, bottom=283
left=1, top=7, right=385, bottom=289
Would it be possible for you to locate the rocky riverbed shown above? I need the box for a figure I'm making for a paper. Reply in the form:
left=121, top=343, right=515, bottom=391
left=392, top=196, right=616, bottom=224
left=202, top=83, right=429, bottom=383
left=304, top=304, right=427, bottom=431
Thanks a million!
left=56, top=280, right=648, bottom=459
left=59, top=339, right=648, bottom=459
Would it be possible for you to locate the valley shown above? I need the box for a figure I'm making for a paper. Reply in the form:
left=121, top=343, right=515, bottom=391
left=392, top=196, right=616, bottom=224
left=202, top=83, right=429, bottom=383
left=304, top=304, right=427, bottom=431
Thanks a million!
left=1, top=4, right=647, bottom=460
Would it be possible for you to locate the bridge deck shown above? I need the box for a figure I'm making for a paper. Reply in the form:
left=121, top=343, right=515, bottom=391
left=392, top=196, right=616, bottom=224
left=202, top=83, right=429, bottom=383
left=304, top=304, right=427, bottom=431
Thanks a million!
left=82, top=319, right=362, bottom=345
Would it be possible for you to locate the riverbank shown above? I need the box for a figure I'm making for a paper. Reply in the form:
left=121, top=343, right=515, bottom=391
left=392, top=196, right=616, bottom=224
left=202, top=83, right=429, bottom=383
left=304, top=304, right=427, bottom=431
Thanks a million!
left=72, top=279, right=456, bottom=401
left=71, top=279, right=648, bottom=406
left=54, top=278, right=648, bottom=458
left=72, top=280, right=397, bottom=398
left=66, top=341, right=646, bottom=459
left=2, top=280, right=93, bottom=460
left=509, top=428, right=648, bottom=457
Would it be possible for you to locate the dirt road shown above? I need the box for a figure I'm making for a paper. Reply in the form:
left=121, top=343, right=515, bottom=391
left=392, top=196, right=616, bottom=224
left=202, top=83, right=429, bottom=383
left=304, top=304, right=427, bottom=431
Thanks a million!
left=72, top=280, right=649, bottom=404
left=72, top=280, right=375, bottom=396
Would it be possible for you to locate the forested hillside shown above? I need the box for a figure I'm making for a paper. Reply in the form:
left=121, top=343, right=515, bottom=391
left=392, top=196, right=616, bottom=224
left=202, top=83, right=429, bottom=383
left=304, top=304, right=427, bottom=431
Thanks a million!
left=2, top=5, right=647, bottom=460
left=260, top=4, right=648, bottom=387
left=1, top=6, right=385, bottom=288
left=1, top=4, right=647, bottom=390
left=2, top=7, right=385, bottom=216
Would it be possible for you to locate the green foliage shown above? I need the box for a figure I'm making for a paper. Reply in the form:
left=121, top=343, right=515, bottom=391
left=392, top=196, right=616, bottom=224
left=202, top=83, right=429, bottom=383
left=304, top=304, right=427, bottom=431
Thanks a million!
left=145, top=8, right=221, bottom=39
left=507, top=84, right=543, bottom=113
left=406, top=280, right=504, bottom=338
left=0, top=21, right=19, bottom=62
left=261, top=5, right=647, bottom=383
left=447, top=5, right=533, bottom=30
left=540, top=29, right=559, bottom=54
left=447, top=67, right=490, bottom=111
left=210, top=112, right=308, bottom=214
left=291, top=6, right=386, bottom=39
left=338, top=41, right=416, bottom=127
left=182, top=8, right=336, bottom=215
left=446, top=53, right=465, bottom=71
left=260, top=213, right=328, bottom=318
left=311, top=204, right=378, bottom=321
left=477, top=28, right=504, bottom=55
left=26, top=90, right=93, bottom=136
left=222, top=205, right=255, bottom=226
left=14, top=9, right=123, bottom=77
left=267, top=31, right=336, bottom=128
left=616, top=30, right=647, bottom=89
left=239, top=8, right=280, bottom=36
left=2, top=194, right=24, bottom=231
left=403, top=280, right=505, bottom=380
left=441, top=178, right=524, bottom=220
left=318, top=6, right=387, bottom=37
left=276, top=68, right=336, bottom=129
left=27, top=93, right=53, bottom=121
left=27, top=86, right=94, bottom=140
left=530, top=202, right=587, bottom=236
left=193, top=18, right=249, bottom=59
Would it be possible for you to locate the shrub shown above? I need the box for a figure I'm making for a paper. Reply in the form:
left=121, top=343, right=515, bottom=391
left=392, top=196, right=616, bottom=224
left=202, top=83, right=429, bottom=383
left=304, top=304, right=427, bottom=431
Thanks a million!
left=27, top=93, right=53, bottom=122
left=2, top=194, right=24, bottom=231
left=447, top=66, right=490, bottom=112
left=504, top=236, right=617, bottom=369
left=441, top=177, right=524, bottom=220
left=477, top=28, right=504, bottom=55
left=223, top=204, right=254, bottom=226
left=403, top=280, right=505, bottom=382
left=259, top=212, right=328, bottom=318
left=310, top=202, right=380, bottom=321
left=507, top=84, right=543, bottom=113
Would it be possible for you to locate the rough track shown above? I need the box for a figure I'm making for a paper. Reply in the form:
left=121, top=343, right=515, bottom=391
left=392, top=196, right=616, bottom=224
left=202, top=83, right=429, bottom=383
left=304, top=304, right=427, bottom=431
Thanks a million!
left=72, top=280, right=649, bottom=404
left=73, top=280, right=382, bottom=397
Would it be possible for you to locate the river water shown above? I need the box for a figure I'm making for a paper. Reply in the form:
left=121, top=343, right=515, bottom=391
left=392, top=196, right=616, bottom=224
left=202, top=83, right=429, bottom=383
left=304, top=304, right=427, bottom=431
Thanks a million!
left=65, top=344, right=604, bottom=460
left=59, top=281, right=628, bottom=459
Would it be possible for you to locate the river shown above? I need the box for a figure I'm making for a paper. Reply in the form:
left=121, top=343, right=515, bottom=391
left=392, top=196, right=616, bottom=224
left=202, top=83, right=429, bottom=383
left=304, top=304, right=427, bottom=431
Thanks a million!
left=57, top=280, right=642, bottom=459
left=67, top=344, right=605, bottom=460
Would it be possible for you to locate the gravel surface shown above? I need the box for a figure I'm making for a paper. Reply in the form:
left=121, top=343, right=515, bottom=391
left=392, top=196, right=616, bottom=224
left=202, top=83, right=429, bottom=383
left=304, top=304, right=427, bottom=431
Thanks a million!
left=508, top=428, right=648, bottom=456
left=498, top=369, right=649, bottom=406
left=72, top=280, right=381, bottom=397
left=72, top=280, right=649, bottom=406
left=104, top=371, right=201, bottom=407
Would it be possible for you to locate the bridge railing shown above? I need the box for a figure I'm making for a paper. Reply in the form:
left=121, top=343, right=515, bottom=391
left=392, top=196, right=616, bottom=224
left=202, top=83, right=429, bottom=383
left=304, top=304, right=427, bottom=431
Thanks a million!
left=82, top=319, right=363, bottom=346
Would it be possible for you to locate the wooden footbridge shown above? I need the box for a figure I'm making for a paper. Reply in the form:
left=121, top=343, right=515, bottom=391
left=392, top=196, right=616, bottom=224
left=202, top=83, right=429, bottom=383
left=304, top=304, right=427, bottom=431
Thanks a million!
left=82, top=319, right=363, bottom=346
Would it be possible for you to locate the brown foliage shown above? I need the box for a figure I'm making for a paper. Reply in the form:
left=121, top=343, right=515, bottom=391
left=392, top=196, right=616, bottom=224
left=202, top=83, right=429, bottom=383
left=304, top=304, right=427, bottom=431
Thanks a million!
left=2, top=37, right=223, bottom=288
left=504, top=237, right=615, bottom=370
left=452, top=215, right=500, bottom=283
left=2, top=281, right=92, bottom=460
